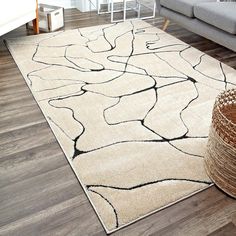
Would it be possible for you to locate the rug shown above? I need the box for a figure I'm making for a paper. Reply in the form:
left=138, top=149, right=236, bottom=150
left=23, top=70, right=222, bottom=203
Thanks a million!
left=6, top=20, right=236, bottom=233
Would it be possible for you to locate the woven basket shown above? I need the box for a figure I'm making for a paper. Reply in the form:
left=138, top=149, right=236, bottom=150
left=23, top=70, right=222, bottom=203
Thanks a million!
left=205, top=88, right=236, bottom=198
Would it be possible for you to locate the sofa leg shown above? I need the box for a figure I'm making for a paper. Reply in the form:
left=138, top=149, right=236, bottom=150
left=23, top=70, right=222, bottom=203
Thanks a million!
left=32, top=18, right=39, bottom=34
left=162, top=18, right=170, bottom=31
left=33, top=0, right=39, bottom=34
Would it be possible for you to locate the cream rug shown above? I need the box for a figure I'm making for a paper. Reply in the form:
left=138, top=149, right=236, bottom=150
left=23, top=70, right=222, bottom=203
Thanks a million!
left=6, top=20, right=236, bottom=233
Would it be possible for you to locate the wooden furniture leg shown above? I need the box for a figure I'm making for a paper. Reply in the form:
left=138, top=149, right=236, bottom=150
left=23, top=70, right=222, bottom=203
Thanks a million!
left=32, top=0, right=39, bottom=34
left=162, top=18, right=170, bottom=31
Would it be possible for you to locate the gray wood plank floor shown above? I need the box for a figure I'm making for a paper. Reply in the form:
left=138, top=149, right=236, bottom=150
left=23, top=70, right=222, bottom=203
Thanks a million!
left=0, top=9, right=236, bottom=236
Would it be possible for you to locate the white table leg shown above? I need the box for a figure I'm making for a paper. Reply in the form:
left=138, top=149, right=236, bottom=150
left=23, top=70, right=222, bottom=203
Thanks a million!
left=111, top=0, right=114, bottom=22
left=138, top=0, right=141, bottom=18
left=108, top=0, right=111, bottom=12
left=123, top=0, right=126, bottom=21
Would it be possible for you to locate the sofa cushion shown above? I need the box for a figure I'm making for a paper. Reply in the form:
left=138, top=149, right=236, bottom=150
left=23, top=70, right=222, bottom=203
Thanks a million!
left=160, top=0, right=215, bottom=18
left=0, top=0, right=36, bottom=27
left=194, top=2, right=236, bottom=34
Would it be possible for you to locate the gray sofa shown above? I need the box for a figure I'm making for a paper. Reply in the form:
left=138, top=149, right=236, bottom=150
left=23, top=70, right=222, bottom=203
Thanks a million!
left=156, top=0, right=236, bottom=52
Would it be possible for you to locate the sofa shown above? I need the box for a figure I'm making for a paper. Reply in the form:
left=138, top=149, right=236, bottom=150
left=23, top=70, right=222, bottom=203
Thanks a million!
left=0, top=0, right=39, bottom=36
left=156, top=0, right=236, bottom=52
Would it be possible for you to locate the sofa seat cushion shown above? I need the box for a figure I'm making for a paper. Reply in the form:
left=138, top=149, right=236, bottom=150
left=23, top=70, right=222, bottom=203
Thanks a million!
left=194, top=2, right=236, bottom=34
left=160, top=0, right=215, bottom=18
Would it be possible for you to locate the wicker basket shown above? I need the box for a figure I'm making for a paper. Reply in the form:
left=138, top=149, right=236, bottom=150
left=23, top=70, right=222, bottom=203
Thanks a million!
left=205, top=88, right=236, bottom=198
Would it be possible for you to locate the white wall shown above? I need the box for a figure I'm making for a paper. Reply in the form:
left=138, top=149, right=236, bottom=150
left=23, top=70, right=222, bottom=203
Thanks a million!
left=76, top=0, right=97, bottom=12
left=38, top=0, right=107, bottom=12
left=38, top=0, right=100, bottom=11
left=38, top=0, right=77, bottom=9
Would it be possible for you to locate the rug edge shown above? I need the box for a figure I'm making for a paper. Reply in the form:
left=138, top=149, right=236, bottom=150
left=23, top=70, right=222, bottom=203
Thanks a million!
left=107, top=183, right=213, bottom=234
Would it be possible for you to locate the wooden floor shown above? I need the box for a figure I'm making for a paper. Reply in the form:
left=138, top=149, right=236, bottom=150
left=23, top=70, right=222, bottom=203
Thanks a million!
left=0, top=9, right=236, bottom=236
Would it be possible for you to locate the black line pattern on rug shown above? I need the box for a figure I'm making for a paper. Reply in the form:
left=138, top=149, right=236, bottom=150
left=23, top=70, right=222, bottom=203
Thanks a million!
left=9, top=20, right=236, bottom=231
left=86, top=178, right=211, bottom=229
left=88, top=188, right=119, bottom=228
left=87, top=178, right=212, bottom=191
left=26, top=20, right=229, bottom=158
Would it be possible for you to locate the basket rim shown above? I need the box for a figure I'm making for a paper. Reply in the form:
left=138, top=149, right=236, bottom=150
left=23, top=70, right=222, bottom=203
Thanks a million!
left=214, top=88, right=236, bottom=129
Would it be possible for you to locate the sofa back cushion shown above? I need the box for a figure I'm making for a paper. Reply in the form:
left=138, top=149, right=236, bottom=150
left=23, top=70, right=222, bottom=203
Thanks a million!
left=160, top=0, right=216, bottom=18
left=194, top=2, right=236, bottom=34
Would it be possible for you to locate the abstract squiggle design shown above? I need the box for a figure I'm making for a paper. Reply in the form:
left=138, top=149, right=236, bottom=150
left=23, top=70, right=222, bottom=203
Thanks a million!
left=7, top=20, right=236, bottom=233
